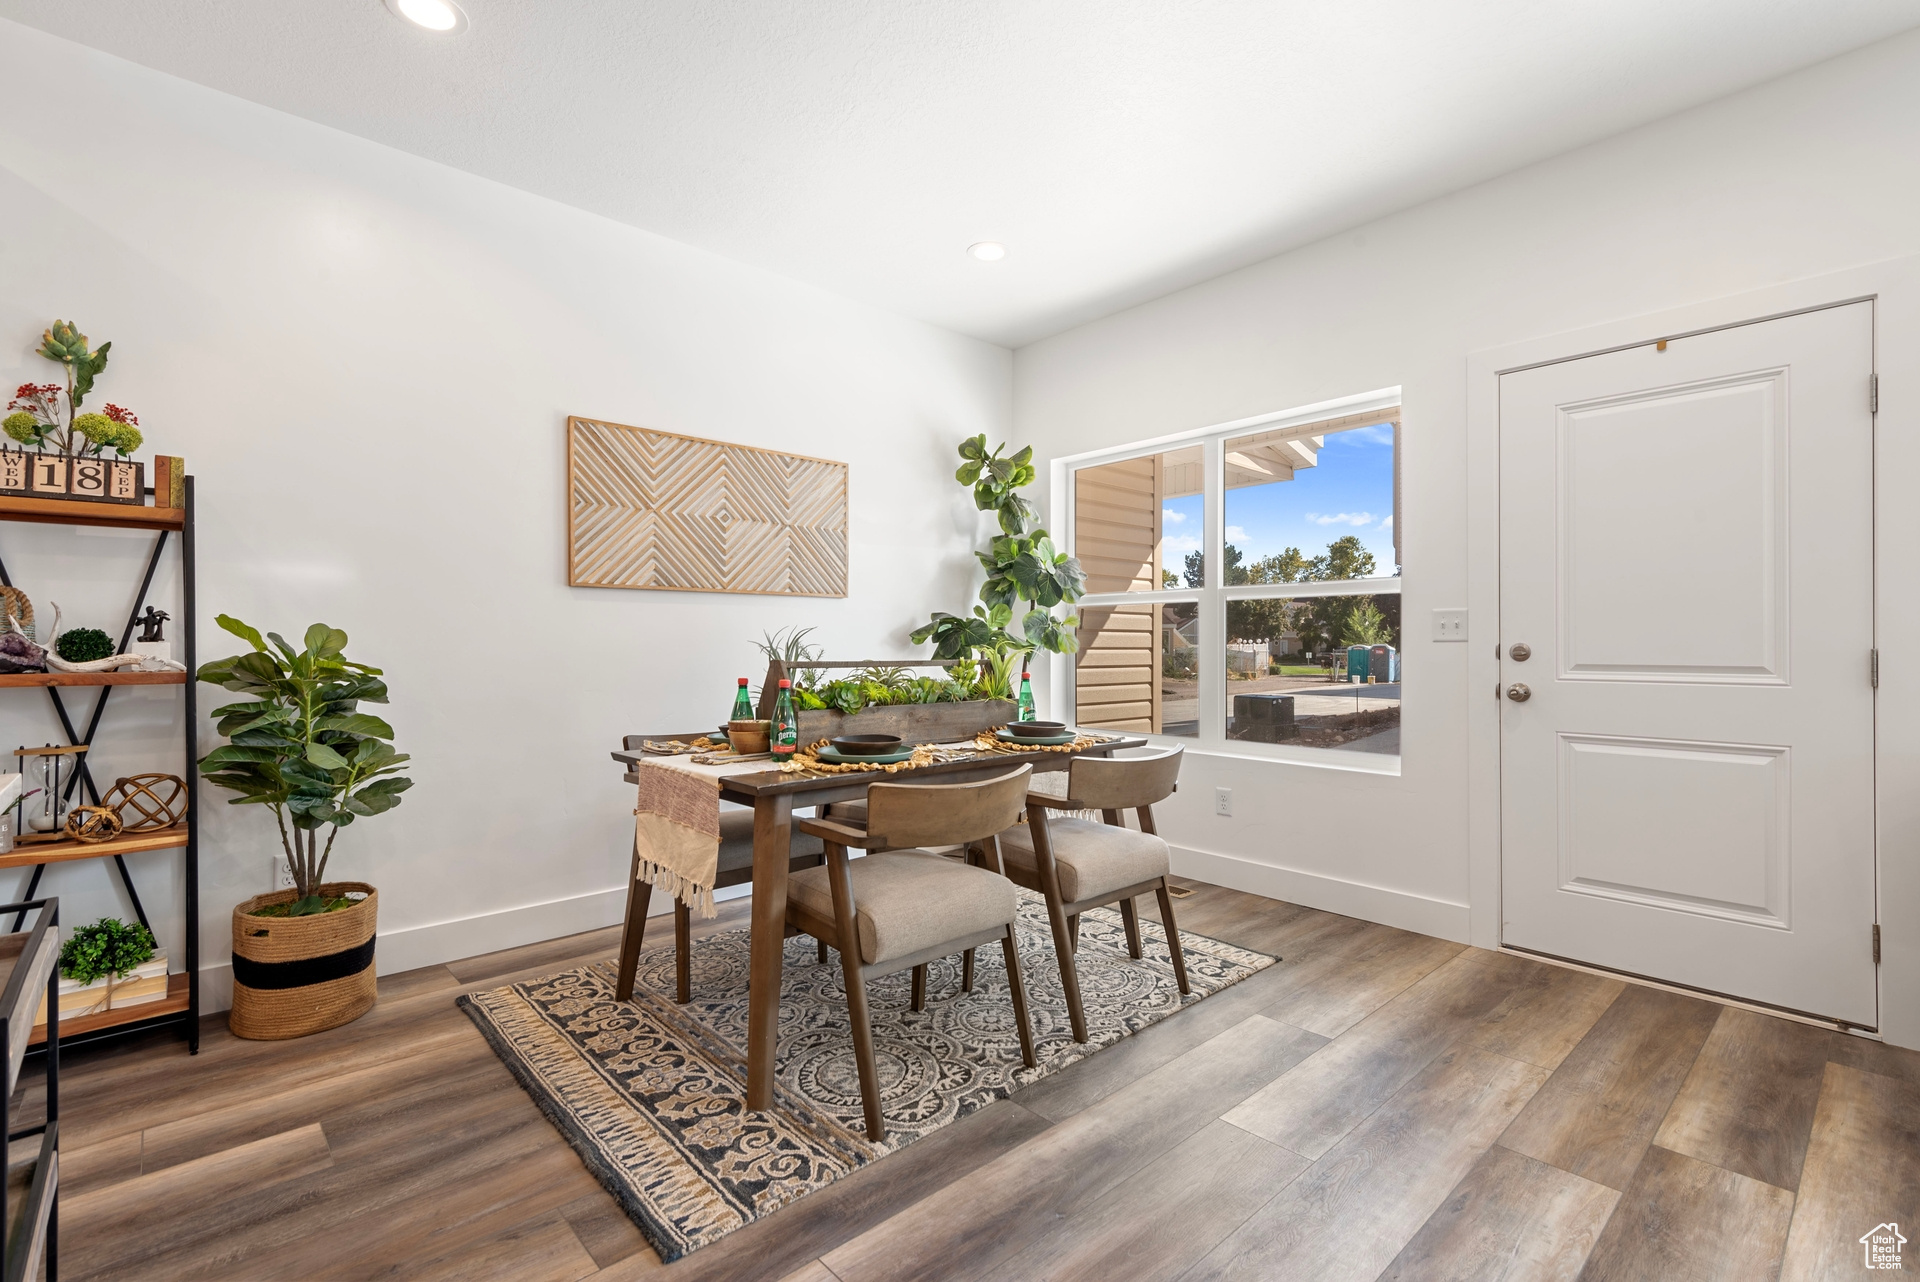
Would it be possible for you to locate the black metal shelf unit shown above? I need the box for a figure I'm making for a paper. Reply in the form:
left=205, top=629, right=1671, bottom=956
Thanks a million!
left=0, top=481, right=199, bottom=1054
left=3, top=896, right=59, bottom=1282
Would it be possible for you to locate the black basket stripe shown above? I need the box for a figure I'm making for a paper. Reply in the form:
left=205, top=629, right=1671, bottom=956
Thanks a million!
left=232, top=936, right=375, bottom=991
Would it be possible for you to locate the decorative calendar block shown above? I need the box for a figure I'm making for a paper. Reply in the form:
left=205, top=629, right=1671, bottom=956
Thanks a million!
left=28, top=454, right=66, bottom=495
left=0, top=448, right=146, bottom=506
left=154, top=455, right=186, bottom=509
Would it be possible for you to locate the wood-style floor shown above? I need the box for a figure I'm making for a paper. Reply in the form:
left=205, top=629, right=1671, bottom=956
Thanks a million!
left=19, top=880, right=1920, bottom=1281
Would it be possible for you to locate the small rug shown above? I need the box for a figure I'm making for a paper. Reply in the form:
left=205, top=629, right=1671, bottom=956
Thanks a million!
left=457, top=890, right=1273, bottom=1262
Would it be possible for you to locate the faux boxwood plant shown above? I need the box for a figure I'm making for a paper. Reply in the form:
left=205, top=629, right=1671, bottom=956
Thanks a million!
left=60, top=917, right=156, bottom=985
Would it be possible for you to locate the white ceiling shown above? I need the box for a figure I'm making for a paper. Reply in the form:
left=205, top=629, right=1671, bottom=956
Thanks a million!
left=4, top=1, right=1915, bottom=347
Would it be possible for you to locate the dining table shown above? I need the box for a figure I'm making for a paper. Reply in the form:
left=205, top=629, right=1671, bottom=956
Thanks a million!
left=612, top=730, right=1149, bottom=1111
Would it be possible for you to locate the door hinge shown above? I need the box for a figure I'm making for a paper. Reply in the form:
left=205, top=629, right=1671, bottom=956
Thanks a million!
left=1870, top=373, right=1879, bottom=414
left=1871, top=649, right=1879, bottom=688
left=1873, top=923, right=1881, bottom=964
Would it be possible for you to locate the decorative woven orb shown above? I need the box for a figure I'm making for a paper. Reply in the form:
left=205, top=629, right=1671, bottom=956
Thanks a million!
left=65, top=805, right=124, bottom=844
left=103, top=773, right=189, bottom=832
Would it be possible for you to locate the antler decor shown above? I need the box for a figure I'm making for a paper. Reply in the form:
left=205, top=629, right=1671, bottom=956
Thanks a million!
left=27, top=603, right=185, bottom=674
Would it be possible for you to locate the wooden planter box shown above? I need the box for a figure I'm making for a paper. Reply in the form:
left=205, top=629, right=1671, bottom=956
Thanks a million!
left=752, top=658, right=1019, bottom=747
left=796, top=698, right=1019, bottom=746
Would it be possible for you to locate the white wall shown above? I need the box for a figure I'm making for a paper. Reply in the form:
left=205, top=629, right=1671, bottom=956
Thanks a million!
left=0, top=21, right=1010, bottom=1009
left=1016, top=28, right=1920, bottom=1042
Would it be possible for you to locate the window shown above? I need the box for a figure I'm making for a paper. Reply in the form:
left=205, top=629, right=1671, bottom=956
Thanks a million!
left=1065, top=393, right=1402, bottom=760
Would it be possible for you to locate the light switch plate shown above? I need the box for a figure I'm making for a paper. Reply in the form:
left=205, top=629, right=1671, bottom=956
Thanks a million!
left=1432, top=608, right=1468, bottom=642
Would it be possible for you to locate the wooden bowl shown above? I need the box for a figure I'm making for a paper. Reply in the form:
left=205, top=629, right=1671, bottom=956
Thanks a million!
left=830, top=734, right=903, bottom=757
left=729, top=719, right=771, bottom=754
left=1005, top=720, right=1068, bottom=740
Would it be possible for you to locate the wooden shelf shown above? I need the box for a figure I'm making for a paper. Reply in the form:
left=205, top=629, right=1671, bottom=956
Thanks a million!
left=0, top=670, right=186, bottom=688
left=0, top=494, right=184, bottom=531
left=0, top=825, right=189, bottom=870
left=31, top=972, right=188, bottom=1045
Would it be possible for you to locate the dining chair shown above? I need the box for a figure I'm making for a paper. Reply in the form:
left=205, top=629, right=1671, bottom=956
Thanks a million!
left=614, top=806, right=829, bottom=1005
left=992, top=747, right=1188, bottom=1043
left=789, top=766, right=1039, bottom=1141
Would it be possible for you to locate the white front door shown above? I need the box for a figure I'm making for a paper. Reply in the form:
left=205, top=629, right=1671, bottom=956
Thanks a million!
left=1500, top=301, right=1877, bottom=1026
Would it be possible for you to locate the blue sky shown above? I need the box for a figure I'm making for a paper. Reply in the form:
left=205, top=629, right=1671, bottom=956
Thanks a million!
left=1160, top=423, right=1397, bottom=580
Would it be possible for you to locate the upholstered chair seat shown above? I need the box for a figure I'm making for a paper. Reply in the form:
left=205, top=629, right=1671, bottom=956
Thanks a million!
left=788, top=852, right=1018, bottom=966
left=995, top=818, right=1169, bottom=904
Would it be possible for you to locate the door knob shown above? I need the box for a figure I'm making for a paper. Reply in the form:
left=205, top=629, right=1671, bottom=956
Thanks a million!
left=1506, top=683, right=1531, bottom=702
left=1508, top=643, right=1531, bottom=662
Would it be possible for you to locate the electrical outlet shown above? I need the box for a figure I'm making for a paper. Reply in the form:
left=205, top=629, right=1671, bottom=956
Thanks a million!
left=1432, top=608, right=1468, bottom=642
left=271, top=858, right=296, bottom=892
left=1214, top=787, right=1232, bottom=817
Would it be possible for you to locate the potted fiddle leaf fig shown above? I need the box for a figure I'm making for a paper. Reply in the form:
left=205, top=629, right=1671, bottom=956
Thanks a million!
left=911, top=434, right=1085, bottom=690
left=197, top=616, right=412, bottom=1039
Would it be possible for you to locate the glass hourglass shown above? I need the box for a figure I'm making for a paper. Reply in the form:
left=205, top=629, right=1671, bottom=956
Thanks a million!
left=25, top=752, right=67, bottom=833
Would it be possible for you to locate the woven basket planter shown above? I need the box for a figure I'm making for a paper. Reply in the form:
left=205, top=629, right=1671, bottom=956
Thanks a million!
left=229, top=881, right=378, bottom=1040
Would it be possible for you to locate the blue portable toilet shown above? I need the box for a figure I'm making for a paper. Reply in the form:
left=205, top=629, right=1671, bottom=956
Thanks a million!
left=1368, top=644, right=1400, bottom=682
left=1345, top=645, right=1371, bottom=682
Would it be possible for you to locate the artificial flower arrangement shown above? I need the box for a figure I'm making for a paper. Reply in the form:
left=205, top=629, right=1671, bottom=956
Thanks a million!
left=4, top=321, right=144, bottom=459
left=0, top=320, right=181, bottom=508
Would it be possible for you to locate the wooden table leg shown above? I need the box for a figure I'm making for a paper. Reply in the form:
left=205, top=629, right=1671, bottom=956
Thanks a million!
left=746, top=792, right=794, bottom=1111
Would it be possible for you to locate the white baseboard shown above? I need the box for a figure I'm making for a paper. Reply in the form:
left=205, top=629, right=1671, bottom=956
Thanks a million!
left=195, top=879, right=754, bottom=1014
left=193, top=855, right=1462, bottom=1014
left=1169, top=844, right=1470, bottom=943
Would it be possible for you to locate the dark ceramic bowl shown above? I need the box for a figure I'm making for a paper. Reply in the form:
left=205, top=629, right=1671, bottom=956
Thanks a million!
left=1005, top=720, right=1068, bottom=739
left=830, top=734, right=904, bottom=756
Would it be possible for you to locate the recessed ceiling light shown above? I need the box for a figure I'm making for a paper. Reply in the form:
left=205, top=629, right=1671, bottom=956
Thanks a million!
left=968, top=242, right=1007, bottom=262
left=385, top=0, right=468, bottom=34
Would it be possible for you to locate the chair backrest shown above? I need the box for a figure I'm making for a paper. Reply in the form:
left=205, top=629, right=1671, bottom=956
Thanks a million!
left=866, top=765, right=1034, bottom=848
left=1067, top=747, right=1183, bottom=810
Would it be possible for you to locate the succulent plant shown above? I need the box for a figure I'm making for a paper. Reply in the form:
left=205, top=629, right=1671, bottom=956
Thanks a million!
left=37, top=320, right=110, bottom=409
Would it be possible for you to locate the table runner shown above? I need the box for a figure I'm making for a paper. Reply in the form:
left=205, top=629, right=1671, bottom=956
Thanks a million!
left=632, top=755, right=774, bottom=918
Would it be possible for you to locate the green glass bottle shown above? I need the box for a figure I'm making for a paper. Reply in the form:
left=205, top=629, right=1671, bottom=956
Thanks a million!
left=771, top=679, right=799, bottom=760
left=731, top=676, right=754, bottom=722
left=1018, top=668, right=1036, bottom=722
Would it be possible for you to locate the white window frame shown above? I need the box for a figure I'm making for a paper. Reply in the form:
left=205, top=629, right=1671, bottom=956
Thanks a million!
left=1048, top=387, right=1403, bottom=771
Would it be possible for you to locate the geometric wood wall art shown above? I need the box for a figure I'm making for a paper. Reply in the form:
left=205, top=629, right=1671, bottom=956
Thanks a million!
left=566, top=416, right=849, bottom=597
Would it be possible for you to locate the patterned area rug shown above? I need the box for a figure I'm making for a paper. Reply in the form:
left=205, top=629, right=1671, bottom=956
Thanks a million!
left=457, top=890, right=1274, bottom=1262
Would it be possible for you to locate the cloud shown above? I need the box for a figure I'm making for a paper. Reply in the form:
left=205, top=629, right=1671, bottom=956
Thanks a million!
left=1162, top=533, right=1201, bottom=555
left=1225, top=525, right=1249, bottom=543
left=1380, top=515, right=1393, bottom=531
left=1306, top=511, right=1375, bottom=527
left=1162, top=507, right=1186, bottom=525
left=1328, top=423, right=1395, bottom=447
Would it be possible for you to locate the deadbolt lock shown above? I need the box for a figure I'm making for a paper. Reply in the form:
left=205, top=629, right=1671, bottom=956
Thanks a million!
left=1506, top=683, right=1531, bottom=702
left=1508, top=642, right=1531, bottom=662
